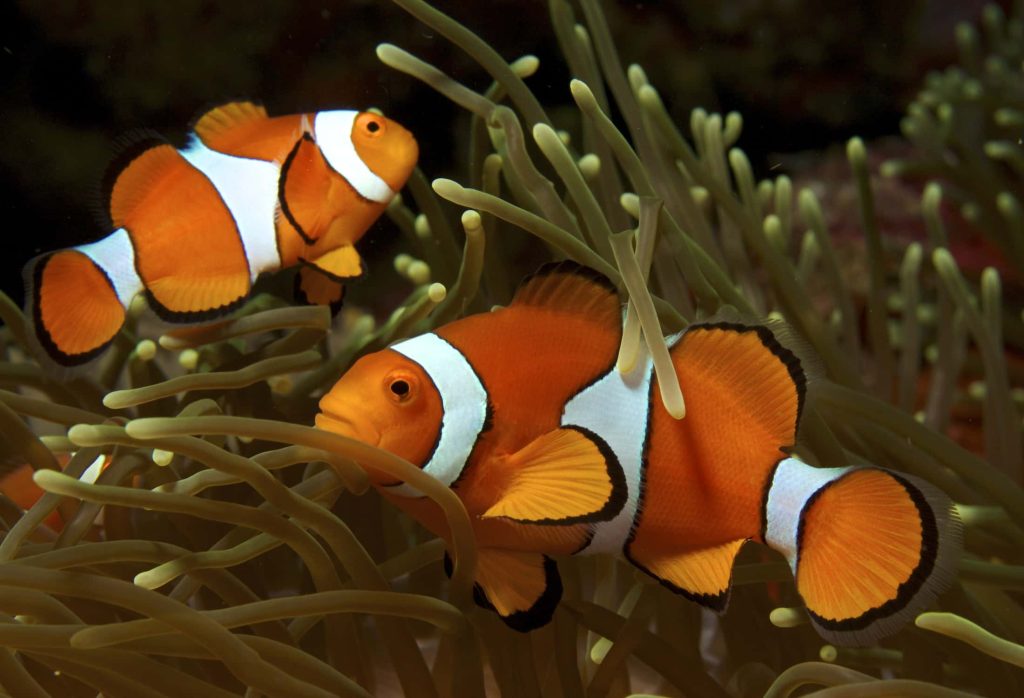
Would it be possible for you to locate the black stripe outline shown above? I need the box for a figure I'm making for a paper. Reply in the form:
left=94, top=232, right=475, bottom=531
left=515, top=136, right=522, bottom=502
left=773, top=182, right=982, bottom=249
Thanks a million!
left=278, top=134, right=318, bottom=245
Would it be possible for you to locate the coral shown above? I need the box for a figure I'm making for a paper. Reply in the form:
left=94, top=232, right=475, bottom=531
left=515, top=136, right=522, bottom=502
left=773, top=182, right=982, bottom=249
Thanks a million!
left=0, top=1, right=1022, bottom=696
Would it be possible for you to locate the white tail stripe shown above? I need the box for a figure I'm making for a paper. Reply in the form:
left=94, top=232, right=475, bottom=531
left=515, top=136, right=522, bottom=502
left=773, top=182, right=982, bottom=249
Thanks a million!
left=563, top=345, right=654, bottom=555
left=314, top=110, right=395, bottom=204
left=75, top=228, right=143, bottom=307
left=386, top=333, right=488, bottom=497
left=765, top=457, right=852, bottom=571
left=180, top=138, right=281, bottom=280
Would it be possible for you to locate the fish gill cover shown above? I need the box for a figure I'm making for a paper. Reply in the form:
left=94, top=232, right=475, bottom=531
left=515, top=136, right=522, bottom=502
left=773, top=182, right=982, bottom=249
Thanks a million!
left=0, top=1, right=1022, bottom=696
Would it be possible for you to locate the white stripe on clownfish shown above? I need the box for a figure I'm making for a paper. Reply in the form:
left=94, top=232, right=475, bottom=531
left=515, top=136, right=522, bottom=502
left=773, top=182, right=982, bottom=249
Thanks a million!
left=386, top=332, right=489, bottom=497
left=179, top=137, right=282, bottom=280
left=764, top=457, right=852, bottom=572
left=562, top=330, right=683, bottom=555
left=314, top=110, right=395, bottom=204
left=74, top=227, right=143, bottom=307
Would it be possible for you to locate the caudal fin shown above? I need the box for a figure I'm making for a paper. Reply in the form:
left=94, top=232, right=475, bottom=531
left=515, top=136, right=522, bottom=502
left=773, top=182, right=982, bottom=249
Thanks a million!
left=25, top=249, right=129, bottom=367
left=764, top=457, right=961, bottom=646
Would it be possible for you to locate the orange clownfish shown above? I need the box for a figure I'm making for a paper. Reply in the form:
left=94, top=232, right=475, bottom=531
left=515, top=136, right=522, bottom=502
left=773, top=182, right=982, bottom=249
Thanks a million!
left=25, top=101, right=418, bottom=367
left=316, top=262, right=962, bottom=644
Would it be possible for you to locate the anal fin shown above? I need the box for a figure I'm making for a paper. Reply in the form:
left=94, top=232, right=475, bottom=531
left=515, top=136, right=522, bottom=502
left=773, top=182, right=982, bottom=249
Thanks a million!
left=482, top=426, right=625, bottom=525
left=627, top=537, right=748, bottom=612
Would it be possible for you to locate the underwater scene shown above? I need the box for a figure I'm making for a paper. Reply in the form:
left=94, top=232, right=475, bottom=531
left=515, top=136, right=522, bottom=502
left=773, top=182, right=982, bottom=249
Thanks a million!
left=1, top=0, right=1023, bottom=696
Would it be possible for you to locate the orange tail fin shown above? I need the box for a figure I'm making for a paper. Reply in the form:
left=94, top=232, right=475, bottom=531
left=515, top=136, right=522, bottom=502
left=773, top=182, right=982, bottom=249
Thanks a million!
left=25, top=247, right=130, bottom=367
left=764, top=457, right=961, bottom=645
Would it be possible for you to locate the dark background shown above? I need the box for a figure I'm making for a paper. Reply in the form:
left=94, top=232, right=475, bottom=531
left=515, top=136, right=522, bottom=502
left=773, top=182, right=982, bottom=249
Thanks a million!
left=0, top=0, right=992, bottom=308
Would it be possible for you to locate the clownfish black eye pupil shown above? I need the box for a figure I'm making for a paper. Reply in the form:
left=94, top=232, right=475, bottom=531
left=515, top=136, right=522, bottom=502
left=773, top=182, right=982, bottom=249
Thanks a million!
left=367, top=120, right=380, bottom=133
left=390, top=379, right=410, bottom=397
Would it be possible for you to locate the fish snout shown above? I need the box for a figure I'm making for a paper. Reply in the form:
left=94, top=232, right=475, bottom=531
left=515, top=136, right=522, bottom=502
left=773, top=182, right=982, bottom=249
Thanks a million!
left=315, top=396, right=381, bottom=447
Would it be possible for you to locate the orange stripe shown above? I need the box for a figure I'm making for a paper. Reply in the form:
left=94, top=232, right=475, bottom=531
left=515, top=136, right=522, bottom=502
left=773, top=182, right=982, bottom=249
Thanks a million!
left=121, top=152, right=251, bottom=318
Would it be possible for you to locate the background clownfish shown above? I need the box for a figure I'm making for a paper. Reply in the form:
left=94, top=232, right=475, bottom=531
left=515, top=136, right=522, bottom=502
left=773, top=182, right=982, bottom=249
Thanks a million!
left=24, top=101, right=418, bottom=367
left=316, top=261, right=962, bottom=645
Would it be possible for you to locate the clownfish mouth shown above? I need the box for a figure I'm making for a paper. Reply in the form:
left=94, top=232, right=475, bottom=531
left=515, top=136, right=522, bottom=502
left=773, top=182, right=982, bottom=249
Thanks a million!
left=314, top=410, right=381, bottom=448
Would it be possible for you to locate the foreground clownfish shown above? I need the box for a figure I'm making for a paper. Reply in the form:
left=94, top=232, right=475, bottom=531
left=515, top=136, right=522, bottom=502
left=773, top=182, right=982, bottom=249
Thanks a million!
left=25, top=101, right=418, bottom=367
left=316, top=262, right=962, bottom=645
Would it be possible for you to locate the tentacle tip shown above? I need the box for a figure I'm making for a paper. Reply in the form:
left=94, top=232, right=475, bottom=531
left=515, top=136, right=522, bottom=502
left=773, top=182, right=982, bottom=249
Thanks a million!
left=67, top=423, right=100, bottom=445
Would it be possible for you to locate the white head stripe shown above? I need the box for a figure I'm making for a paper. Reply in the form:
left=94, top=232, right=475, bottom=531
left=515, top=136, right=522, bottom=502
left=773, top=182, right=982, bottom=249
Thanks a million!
left=179, top=138, right=281, bottom=280
left=75, top=228, right=143, bottom=307
left=765, top=457, right=852, bottom=571
left=313, top=110, right=395, bottom=204
left=386, top=333, right=488, bottom=497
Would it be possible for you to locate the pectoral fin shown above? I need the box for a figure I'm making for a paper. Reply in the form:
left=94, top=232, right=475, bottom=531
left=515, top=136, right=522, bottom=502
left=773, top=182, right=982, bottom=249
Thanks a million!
left=300, top=245, right=365, bottom=283
left=447, top=549, right=562, bottom=632
left=482, top=426, right=625, bottom=525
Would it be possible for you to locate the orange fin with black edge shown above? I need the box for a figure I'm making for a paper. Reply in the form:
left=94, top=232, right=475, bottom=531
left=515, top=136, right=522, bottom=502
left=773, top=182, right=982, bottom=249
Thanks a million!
left=767, top=462, right=962, bottom=646
left=279, top=133, right=336, bottom=244
left=627, top=537, right=749, bottom=612
left=510, top=261, right=621, bottom=331
left=26, top=250, right=126, bottom=367
left=301, top=245, right=364, bottom=282
left=295, top=266, right=345, bottom=314
left=674, top=320, right=807, bottom=451
left=192, top=101, right=270, bottom=151
left=482, top=426, right=626, bottom=525
left=445, top=549, right=562, bottom=632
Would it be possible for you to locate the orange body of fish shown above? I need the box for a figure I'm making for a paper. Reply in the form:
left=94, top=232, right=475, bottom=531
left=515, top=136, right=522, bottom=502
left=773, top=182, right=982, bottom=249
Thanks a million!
left=24, top=101, right=418, bottom=367
left=316, top=262, right=962, bottom=644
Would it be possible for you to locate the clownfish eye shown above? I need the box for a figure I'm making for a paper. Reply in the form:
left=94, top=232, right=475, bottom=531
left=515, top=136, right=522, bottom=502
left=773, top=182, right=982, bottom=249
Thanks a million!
left=387, top=376, right=414, bottom=403
left=366, top=120, right=381, bottom=134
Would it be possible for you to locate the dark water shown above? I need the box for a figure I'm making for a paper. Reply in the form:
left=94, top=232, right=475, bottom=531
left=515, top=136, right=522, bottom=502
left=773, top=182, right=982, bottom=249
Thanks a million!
left=0, top=0, right=987, bottom=306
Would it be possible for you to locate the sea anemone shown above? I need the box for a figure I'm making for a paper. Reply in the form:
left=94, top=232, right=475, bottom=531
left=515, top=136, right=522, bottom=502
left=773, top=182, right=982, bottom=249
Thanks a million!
left=1, top=1, right=1022, bottom=696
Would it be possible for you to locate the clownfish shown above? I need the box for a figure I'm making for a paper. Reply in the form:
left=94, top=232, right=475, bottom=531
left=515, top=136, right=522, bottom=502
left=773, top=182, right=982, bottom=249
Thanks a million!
left=25, top=101, right=418, bottom=367
left=0, top=454, right=110, bottom=531
left=316, top=262, right=962, bottom=645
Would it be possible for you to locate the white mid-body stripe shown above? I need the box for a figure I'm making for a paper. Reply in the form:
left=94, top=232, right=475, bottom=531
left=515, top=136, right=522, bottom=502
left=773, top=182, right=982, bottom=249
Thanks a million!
left=764, top=457, right=852, bottom=571
left=75, top=227, right=143, bottom=307
left=313, top=110, right=395, bottom=204
left=386, top=333, right=488, bottom=497
left=180, top=138, right=281, bottom=280
left=562, top=347, right=655, bottom=555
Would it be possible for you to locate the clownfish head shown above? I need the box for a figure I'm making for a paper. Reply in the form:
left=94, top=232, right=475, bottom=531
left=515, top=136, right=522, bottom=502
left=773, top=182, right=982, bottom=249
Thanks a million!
left=313, top=109, right=419, bottom=203
left=315, top=347, right=443, bottom=486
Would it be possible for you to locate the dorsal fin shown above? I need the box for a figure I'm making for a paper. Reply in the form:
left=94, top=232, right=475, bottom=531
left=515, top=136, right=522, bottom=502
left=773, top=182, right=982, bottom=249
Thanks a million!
left=107, top=142, right=181, bottom=227
left=192, top=101, right=269, bottom=151
left=511, top=261, right=620, bottom=327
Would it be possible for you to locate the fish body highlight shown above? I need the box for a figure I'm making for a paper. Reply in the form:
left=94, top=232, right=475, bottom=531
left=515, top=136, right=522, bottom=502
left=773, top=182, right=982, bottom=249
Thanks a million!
left=316, top=262, right=962, bottom=644
left=25, top=101, right=418, bottom=366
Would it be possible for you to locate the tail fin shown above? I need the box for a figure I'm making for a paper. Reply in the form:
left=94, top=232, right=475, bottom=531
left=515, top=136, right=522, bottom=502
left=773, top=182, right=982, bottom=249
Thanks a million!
left=25, top=248, right=129, bottom=367
left=764, top=457, right=961, bottom=646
